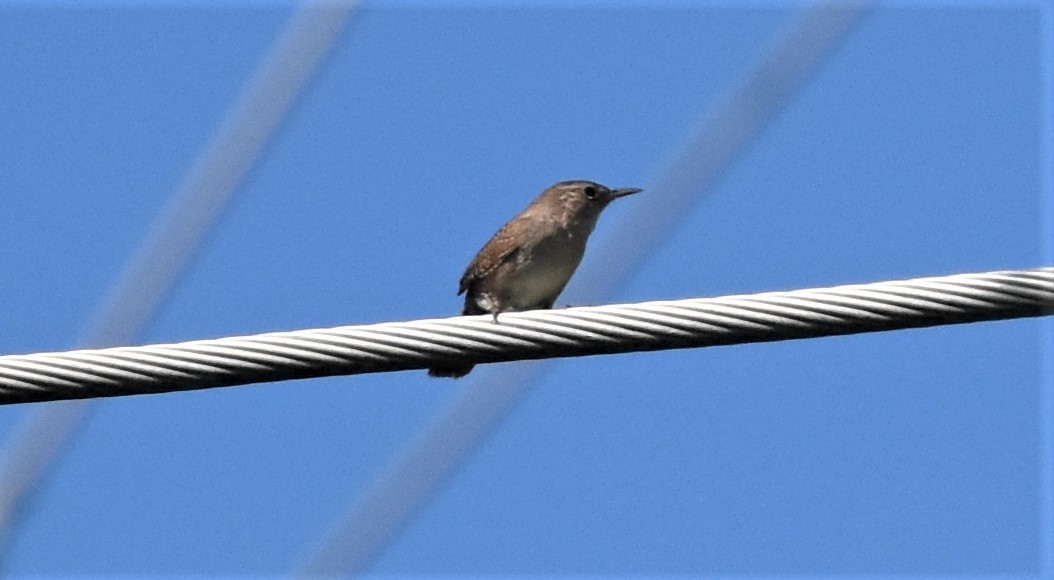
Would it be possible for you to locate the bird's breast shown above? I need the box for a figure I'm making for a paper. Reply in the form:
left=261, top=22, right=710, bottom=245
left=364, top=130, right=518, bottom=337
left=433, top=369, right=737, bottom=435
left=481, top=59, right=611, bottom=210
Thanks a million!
left=499, top=230, right=587, bottom=309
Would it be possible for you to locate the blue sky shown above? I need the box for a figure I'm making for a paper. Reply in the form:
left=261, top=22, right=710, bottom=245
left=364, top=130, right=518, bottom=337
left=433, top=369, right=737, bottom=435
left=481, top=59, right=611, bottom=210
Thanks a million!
left=0, top=1, right=1051, bottom=576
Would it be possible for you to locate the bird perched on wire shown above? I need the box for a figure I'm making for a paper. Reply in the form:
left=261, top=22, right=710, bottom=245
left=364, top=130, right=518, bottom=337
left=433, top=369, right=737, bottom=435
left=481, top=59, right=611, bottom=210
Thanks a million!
left=428, top=180, right=642, bottom=378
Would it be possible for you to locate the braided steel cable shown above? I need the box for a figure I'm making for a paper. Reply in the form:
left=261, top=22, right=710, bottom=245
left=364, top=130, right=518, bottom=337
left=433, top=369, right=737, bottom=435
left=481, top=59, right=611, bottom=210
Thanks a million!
left=1, top=267, right=1051, bottom=406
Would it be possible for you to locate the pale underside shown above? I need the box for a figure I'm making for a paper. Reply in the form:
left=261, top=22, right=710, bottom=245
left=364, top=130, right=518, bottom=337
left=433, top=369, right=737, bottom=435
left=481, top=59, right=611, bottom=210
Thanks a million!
left=461, top=226, right=589, bottom=316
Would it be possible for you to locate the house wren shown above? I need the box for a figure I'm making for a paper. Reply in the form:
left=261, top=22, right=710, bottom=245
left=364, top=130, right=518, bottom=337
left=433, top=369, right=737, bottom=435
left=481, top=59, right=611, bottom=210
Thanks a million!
left=428, top=180, right=642, bottom=378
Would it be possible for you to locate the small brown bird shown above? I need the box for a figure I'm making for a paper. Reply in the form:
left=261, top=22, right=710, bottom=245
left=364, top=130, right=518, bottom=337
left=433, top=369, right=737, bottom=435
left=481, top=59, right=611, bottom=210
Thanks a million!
left=428, top=180, right=642, bottom=378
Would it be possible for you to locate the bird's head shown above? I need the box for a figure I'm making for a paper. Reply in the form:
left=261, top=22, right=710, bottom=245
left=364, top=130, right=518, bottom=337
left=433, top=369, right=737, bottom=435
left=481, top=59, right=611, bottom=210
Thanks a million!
left=539, top=180, right=642, bottom=226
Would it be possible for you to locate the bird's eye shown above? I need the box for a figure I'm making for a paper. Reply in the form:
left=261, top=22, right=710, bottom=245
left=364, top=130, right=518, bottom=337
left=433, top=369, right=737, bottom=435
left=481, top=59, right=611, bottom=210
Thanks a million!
left=583, top=185, right=598, bottom=199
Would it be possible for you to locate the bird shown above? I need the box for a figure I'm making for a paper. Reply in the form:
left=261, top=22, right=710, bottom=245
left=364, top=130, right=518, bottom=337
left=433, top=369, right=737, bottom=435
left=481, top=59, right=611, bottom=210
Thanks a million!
left=428, top=180, right=642, bottom=378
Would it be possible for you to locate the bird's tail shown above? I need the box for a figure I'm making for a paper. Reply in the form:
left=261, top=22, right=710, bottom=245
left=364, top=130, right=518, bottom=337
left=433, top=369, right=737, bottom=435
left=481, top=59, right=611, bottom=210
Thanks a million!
left=426, top=299, right=489, bottom=378
left=427, top=364, right=474, bottom=379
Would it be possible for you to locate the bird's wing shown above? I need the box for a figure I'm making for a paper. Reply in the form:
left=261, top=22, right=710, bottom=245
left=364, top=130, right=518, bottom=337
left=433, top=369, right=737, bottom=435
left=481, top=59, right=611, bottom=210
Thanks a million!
left=457, top=224, right=525, bottom=296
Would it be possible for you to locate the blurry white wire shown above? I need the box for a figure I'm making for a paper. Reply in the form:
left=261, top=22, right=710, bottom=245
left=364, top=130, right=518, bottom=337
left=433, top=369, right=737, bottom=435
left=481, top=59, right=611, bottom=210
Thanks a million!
left=297, top=3, right=875, bottom=575
left=0, top=0, right=356, bottom=554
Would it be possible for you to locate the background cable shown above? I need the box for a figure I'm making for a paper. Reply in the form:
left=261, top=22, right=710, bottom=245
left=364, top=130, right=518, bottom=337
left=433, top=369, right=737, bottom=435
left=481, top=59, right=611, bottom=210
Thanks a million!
left=297, top=2, right=874, bottom=575
left=0, top=0, right=356, bottom=557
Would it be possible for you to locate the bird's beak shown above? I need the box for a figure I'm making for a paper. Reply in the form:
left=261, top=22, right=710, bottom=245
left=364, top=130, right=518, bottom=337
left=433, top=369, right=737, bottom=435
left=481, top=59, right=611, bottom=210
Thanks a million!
left=610, top=187, right=643, bottom=199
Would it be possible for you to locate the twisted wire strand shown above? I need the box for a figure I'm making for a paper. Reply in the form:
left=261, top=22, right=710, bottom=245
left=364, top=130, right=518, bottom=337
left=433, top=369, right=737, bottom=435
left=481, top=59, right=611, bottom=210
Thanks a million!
left=2, top=267, right=1051, bottom=405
